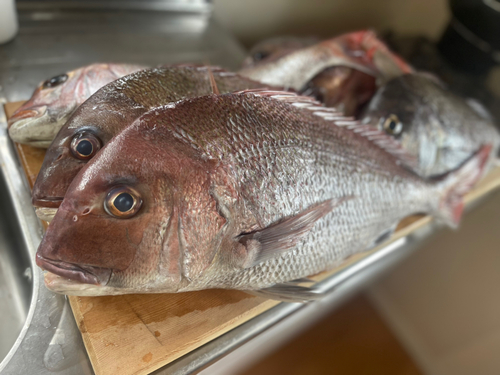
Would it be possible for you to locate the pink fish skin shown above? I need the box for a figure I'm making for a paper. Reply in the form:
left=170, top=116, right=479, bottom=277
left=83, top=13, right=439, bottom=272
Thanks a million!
left=8, top=63, right=147, bottom=147
left=35, top=91, right=490, bottom=297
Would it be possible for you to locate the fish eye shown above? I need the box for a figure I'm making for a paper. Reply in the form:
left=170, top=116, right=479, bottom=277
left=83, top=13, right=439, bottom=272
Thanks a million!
left=252, top=51, right=270, bottom=62
left=382, top=114, right=403, bottom=136
left=70, top=132, right=101, bottom=160
left=104, top=186, right=143, bottom=219
left=42, top=74, right=68, bottom=89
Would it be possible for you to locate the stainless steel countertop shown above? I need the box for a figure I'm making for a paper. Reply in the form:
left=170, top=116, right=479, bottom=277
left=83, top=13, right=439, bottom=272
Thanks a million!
left=0, top=4, right=468, bottom=375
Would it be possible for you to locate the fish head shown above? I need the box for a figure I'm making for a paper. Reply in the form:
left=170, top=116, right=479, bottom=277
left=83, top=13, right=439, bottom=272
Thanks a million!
left=31, top=89, right=146, bottom=217
left=361, top=73, right=500, bottom=177
left=8, top=70, right=84, bottom=147
left=8, top=63, right=146, bottom=148
left=36, top=113, right=226, bottom=295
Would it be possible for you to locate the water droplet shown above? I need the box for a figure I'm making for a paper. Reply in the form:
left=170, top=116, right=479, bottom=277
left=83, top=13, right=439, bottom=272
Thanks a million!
left=43, top=344, right=65, bottom=371
left=23, top=267, right=32, bottom=281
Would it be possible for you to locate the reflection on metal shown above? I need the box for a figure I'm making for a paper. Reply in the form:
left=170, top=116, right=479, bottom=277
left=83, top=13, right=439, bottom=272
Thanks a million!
left=16, top=0, right=211, bottom=13
left=0, top=102, right=94, bottom=375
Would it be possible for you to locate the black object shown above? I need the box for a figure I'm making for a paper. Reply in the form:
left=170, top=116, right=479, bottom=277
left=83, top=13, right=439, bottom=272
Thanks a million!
left=438, top=0, right=500, bottom=74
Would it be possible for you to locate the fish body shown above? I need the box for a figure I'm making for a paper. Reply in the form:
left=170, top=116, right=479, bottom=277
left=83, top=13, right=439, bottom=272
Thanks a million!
left=8, top=63, right=147, bottom=147
left=361, top=74, right=500, bottom=177
left=239, top=30, right=412, bottom=115
left=36, top=91, right=488, bottom=297
left=31, top=66, right=269, bottom=221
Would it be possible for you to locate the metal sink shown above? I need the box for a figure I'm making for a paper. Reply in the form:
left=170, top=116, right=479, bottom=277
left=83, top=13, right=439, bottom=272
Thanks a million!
left=0, top=164, right=33, bottom=362
left=0, top=102, right=94, bottom=374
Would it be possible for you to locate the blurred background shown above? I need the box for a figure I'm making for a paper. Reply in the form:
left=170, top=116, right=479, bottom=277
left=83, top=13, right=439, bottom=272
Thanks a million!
left=214, top=0, right=448, bottom=46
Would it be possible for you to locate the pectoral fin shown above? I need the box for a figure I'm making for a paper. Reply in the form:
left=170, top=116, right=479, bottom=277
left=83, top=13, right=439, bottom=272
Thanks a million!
left=238, top=197, right=352, bottom=268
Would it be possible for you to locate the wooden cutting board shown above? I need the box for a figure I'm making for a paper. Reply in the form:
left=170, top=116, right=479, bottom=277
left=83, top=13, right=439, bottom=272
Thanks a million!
left=5, top=101, right=500, bottom=375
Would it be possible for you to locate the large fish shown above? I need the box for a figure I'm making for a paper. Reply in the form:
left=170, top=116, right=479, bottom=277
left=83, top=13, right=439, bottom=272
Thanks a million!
left=240, top=30, right=413, bottom=116
left=8, top=63, right=147, bottom=147
left=361, top=74, right=500, bottom=177
left=36, top=91, right=489, bottom=300
left=31, top=66, right=269, bottom=222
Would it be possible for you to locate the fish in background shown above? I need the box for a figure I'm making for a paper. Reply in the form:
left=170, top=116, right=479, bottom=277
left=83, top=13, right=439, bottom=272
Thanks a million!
left=239, top=30, right=414, bottom=115
left=361, top=74, right=500, bottom=178
left=8, top=63, right=147, bottom=147
left=31, top=66, right=270, bottom=222
left=242, top=35, right=320, bottom=67
left=35, top=90, right=490, bottom=300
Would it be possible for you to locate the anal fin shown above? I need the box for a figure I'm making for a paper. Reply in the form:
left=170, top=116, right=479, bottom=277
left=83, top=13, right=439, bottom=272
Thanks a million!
left=368, top=224, right=397, bottom=249
left=246, top=282, right=324, bottom=303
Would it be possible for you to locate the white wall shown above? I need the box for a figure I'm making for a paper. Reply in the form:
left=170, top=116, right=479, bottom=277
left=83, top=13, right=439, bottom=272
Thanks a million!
left=213, top=0, right=450, bottom=47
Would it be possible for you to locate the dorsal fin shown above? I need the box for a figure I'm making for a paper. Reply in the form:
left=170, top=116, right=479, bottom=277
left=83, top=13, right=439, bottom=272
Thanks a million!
left=238, top=89, right=418, bottom=170
left=207, top=66, right=220, bottom=95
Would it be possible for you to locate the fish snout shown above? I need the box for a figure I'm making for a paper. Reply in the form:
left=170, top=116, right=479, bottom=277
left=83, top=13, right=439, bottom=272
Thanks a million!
left=37, top=213, right=112, bottom=286
left=7, top=106, right=56, bottom=147
left=32, top=148, right=77, bottom=210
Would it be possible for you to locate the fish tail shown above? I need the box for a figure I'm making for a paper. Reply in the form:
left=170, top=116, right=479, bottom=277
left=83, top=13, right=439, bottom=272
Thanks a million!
left=434, top=144, right=492, bottom=228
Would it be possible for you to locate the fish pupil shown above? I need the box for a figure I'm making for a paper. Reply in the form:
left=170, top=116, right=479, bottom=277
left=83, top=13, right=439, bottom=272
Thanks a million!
left=114, top=193, right=134, bottom=212
left=43, top=74, right=68, bottom=88
left=76, top=140, right=93, bottom=156
left=253, top=51, right=269, bottom=62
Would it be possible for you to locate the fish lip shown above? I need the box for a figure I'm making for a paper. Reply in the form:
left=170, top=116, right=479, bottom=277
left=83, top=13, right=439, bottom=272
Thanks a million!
left=7, top=106, right=71, bottom=147
left=7, top=107, right=45, bottom=125
left=36, top=254, right=112, bottom=286
left=32, top=197, right=63, bottom=209
left=34, top=206, right=58, bottom=222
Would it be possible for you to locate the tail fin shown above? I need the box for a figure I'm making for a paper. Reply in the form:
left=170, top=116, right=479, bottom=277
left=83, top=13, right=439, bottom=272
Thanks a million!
left=435, top=144, right=492, bottom=228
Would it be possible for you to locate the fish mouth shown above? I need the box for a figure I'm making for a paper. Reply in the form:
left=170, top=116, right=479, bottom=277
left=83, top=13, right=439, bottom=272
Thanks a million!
left=34, top=206, right=58, bottom=222
left=44, top=272, right=139, bottom=296
left=8, top=108, right=41, bottom=124
left=8, top=106, right=67, bottom=147
left=36, top=254, right=112, bottom=286
left=32, top=196, right=63, bottom=209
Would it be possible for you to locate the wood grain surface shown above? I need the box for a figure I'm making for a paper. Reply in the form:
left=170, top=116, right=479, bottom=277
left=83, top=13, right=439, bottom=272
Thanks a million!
left=5, top=101, right=500, bottom=375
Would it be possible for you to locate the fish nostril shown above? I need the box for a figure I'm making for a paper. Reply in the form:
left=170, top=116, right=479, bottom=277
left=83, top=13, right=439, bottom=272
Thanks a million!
left=82, top=208, right=90, bottom=215
left=73, top=215, right=78, bottom=222
left=56, top=154, right=63, bottom=161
